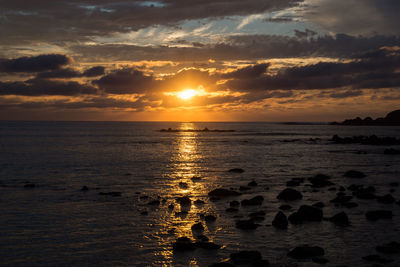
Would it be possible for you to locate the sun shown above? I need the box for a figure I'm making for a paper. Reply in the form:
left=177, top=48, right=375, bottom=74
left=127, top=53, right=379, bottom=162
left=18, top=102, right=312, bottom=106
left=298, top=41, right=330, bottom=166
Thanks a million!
left=177, top=89, right=197, bottom=100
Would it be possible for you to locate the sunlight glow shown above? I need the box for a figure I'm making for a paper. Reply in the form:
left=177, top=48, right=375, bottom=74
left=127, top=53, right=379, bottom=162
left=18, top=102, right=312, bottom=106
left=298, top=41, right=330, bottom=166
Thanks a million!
left=177, top=89, right=197, bottom=100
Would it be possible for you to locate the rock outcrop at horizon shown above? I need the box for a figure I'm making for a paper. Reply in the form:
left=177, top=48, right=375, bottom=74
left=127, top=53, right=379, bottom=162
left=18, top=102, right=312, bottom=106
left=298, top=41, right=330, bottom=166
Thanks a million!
left=331, top=110, right=400, bottom=126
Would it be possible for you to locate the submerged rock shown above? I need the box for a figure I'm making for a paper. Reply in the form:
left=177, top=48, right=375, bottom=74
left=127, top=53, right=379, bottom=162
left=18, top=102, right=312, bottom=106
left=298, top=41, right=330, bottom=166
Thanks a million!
left=228, top=168, right=245, bottom=173
left=239, top=186, right=251, bottom=191
left=230, top=250, right=262, bottom=264
left=288, top=205, right=323, bottom=224
left=376, top=194, right=395, bottom=204
left=235, top=219, right=260, bottom=230
left=99, top=191, right=122, bottom=197
left=176, top=196, right=191, bottom=206
left=312, top=202, right=325, bottom=208
left=277, top=188, right=303, bottom=201
left=173, top=237, right=196, bottom=252
left=205, top=215, right=217, bottom=222
left=248, top=180, right=258, bottom=187
left=344, top=170, right=366, bottom=178
left=362, top=254, right=393, bottom=263
left=208, top=188, right=241, bottom=198
left=80, top=185, right=89, bottom=191
left=288, top=245, right=325, bottom=259
left=272, top=211, right=288, bottom=229
left=230, top=200, right=240, bottom=207
left=226, top=207, right=239, bottom=213
left=376, top=241, right=400, bottom=254
left=148, top=199, right=160, bottom=205
left=279, top=204, right=292, bottom=210
left=329, top=212, right=350, bottom=226
left=365, top=210, right=393, bottom=221
left=384, top=148, right=400, bottom=155
left=241, top=195, right=264, bottom=206
left=194, top=199, right=205, bottom=205
left=308, top=174, right=334, bottom=188
left=209, top=263, right=235, bottom=267
left=195, top=241, right=221, bottom=250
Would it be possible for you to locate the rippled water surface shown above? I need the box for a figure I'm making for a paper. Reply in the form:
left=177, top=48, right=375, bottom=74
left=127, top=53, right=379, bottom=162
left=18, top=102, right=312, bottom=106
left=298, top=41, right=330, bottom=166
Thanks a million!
left=1, top=121, right=400, bottom=266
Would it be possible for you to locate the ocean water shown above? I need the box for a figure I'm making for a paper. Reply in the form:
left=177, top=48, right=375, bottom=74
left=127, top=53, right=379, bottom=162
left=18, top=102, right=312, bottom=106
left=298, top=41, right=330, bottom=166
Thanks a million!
left=0, top=121, right=400, bottom=266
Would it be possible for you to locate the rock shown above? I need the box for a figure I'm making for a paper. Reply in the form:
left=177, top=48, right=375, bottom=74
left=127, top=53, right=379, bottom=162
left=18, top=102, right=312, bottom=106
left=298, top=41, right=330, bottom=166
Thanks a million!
left=384, top=148, right=400, bottom=155
left=344, top=170, right=366, bottom=178
left=168, top=204, right=174, bottom=209
left=312, top=202, right=325, bottom=208
left=277, top=188, right=303, bottom=201
left=196, top=235, right=209, bottom=242
left=241, top=195, right=264, bottom=206
left=191, top=222, right=204, bottom=232
left=230, top=251, right=262, bottom=264
left=230, top=200, right=240, bottom=207
left=239, top=186, right=251, bottom=191
left=390, top=182, right=399, bottom=187
left=205, top=215, right=217, bottom=222
left=140, top=211, right=148, bottom=215
left=228, top=168, right=245, bottom=173
left=99, top=191, right=122, bottom=197
left=235, top=219, right=260, bottom=230
left=329, top=212, right=350, bottom=226
left=175, top=211, right=188, bottom=217
left=286, top=180, right=301, bottom=187
left=195, top=241, right=221, bottom=250
left=279, top=204, right=292, bottom=210
left=288, top=245, right=325, bottom=259
left=172, top=237, right=196, bottom=252
left=249, top=211, right=265, bottom=222
left=339, top=186, right=346, bottom=191
left=248, top=181, right=258, bottom=187
left=376, top=241, right=400, bottom=254
left=226, top=207, right=239, bottom=213
left=148, top=199, right=160, bottom=205
left=308, top=174, right=334, bottom=188
left=341, top=202, right=358, bottom=208
left=353, top=186, right=376, bottom=199
left=330, top=195, right=352, bottom=204
left=272, top=211, right=288, bottom=229
left=176, top=196, right=191, bottom=205
left=24, top=183, right=35, bottom=188
left=288, top=205, right=323, bottom=224
left=194, top=199, right=205, bottom=205
left=376, top=194, right=395, bottom=204
left=312, top=257, right=329, bottom=264
left=179, top=182, right=188, bottom=189
left=362, top=254, right=393, bottom=263
left=209, top=263, right=235, bottom=267
left=80, top=186, right=89, bottom=191
left=208, top=188, right=241, bottom=198
left=249, top=259, right=270, bottom=267
left=365, top=210, right=393, bottom=221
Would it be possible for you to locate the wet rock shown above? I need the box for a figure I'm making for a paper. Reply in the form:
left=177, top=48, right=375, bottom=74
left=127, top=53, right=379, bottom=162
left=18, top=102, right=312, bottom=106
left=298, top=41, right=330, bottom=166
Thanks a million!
left=328, top=187, right=336, bottom=191
left=330, top=195, right=352, bottom=204
left=344, top=170, right=366, bottom=178
left=140, top=210, right=148, bottom=216
left=226, top=207, right=239, bottom=213
left=235, top=219, right=260, bottom=230
left=362, top=254, right=393, bottom=263
left=272, top=211, right=288, bottom=229
left=179, top=182, right=188, bottom=189
left=365, top=210, right=393, bottom=221
left=376, top=241, right=400, bottom=254
left=148, top=199, right=160, bottom=205
left=209, top=263, right=235, bottom=267
left=249, top=211, right=265, bottom=222
left=288, top=245, right=325, bottom=259
left=208, top=188, right=241, bottom=198
left=279, top=204, right=292, bottom=210
left=99, top=191, right=122, bottom=197
left=277, top=188, right=303, bottom=201
left=228, top=168, right=245, bottom=173
left=24, top=183, right=35, bottom=188
left=353, top=186, right=376, bottom=199
left=230, top=200, right=240, bottom=207
left=205, top=215, right=217, bottom=222
left=329, top=212, right=350, bottom=226
left=286, top=180, right=301, bottom=187
left=196, top=235, right=209, bottom=242
left=176, top=196, right=191, bottom=206
left=239, top=186, right=251, bottom=191
left=339, top=186, right=346, bottom=191
left=172, top=237, right=196, bottom=252
left=288, top=205, right=323, bottom=224
left=194, top=199, right=205, bottom=205
left=312, top=202, right=325, bottom=208
left=384, top=148, right=400, bottom=155
left=230, top=250, right=262, bottom=264
left=139, top=195, right=149, bottom=200
left=312, top=257, right=329, bottom=264
left=308, top=174, right=334, bottom=188
left=341, top=202, right=358, bottom=208
left=195, top=241, right=221, bottom=250
left=191, top=176, right=201, bottom=182
left=249, top=259, right=270, bottom=267
left=168, top=204, right=174, bottom=209
left=376, top=194, right=395, bottom=204
left=248, top=180, right=258, bottom=187
left=191, top=222, right=204, bottom=232
left=80, top=185, right=89, bottom=191
left=241, top=195, right=264, bottom=206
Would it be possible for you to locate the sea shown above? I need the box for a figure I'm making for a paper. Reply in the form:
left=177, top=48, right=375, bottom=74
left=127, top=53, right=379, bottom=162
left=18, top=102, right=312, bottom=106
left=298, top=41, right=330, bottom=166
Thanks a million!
left=1, top=121, right=400, bottom=266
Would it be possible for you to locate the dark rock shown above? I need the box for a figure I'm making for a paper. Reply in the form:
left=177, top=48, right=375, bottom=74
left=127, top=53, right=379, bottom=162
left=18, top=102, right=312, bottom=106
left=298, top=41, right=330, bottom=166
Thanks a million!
left=241, top=195, right=264, bottom=206
left=175, top=211, right=188, bottom=217
left=339, top=186, right=346, bottom=191
left=230, top=200, right=240, bottom=207
left=248, top=180, right=258, bottom=187
left=390, top=182, right=399, bottom=187
left=24, top=183, right=35, bottom=188
left=330, top=195, right=352, bottom=204
left=328, top=187, right=336, bottom=191
left=362, top=254, right=393, bottom=263
left=168, top=204, right=174, bottom=209
left=148, top=199, right=160, bottom=205
left=353, top=186, right=376, bottom=199
left=288, top=205, right=323, bottom=224
left=228, top=168, right=245, bottom=173
left=80, top=186, right=89, bottom=191
left=191, top=222, right=204, bottom=232
left=288, top=245, right=325, bottom=259
left=309, top=174, right=334, bottom=188
left=272, top=211, right=288, bottom=229
left=235, top=219, right=260, bottom=230
left=332, top=134, right=400, bottom=145
left=209, top=263, right=235, bottom=267
left=287, top=180, right=301, bottom=187
left=376, top=194, right=395, bottom=204
left=312, top=257, right=329, bottom=264
left=140, top=195, right=149, bottom=200
left=179, top=182, right=188, bottom=189
left=195, top=241, right=221, bottom=250
left=365, top=210, right=393, bottom=221
left=329, top=212, right=350, bottom=226
left=140, top=211, right=148, bottom=215
left=196, top=235, right=209, bottom=242
left=341, top=202, right=358, bottom=208
left=99, top=191, right=122, bottom=197
left=230, top=250, right=262, bottom=264
left=172, top=237, right=196, bottom=252
left=277, top=188, right=303, bottom=201
left=312, top=202, right=325, bottom=208
left=376, top=241, right=400, bottom=254
left=239, top=186, right=251, bottom=191
left=249, top=259, right=270, bottom=267
left=208, top=188, right=241, bottom=198
left=249, top=211, right=266, bottom=218
left=279, top=204, right=292, bottom=210
left=176, top=196, right=191, bottom=206
left=205, top=215, right=217, bottom=222
left=194, top=199, right=205, bottom=205
left=344, top=170, right=366, bottom=178
left=226, top=207, right=239, bottom=213
left=384, top=148, right=400, bottom=155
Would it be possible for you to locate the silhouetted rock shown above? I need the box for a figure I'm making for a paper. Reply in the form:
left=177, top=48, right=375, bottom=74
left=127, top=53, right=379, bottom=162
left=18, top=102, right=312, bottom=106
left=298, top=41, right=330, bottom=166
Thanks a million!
left=194, top=199, right=205, bottom=205
left=168, top=204, right=174, bottom=209
left=376, top=241, right=400, bottom=254
left=148, top=199, right=160, bottom=205
left=312, top=257, right=329, bottom=264
left=288, top=245, right=325, bottom=259
left=239, top=186, right=251, bottom=191
left=329, top=212, right=350, bottom=226
left=209, top=263, right=235, bottom=267
left=205, top=215, right=217, bottom=222
left=80, top=185, right=89, bottom=191
left=331, top=110, right=400, bottom=126
left=195, top=241, right=221, bottom=250
left=99, top=191, right=121, bottom=197
left=352, top=185, right=376, bottom=199
left=365, top=210, right=393, bottom=221
left=226, top=207, right=239, bottom=213
left=272, top=211, right=288, bottom=229
left=279, top=204, right=292, bottom=210
left=235, top=219, right=260, bottom=230
left=241, top=195, right=264, bottom=206
left=208, top=188, right=241, bottom=197
left=344, top=170, right=366, bottom=178
left=179, top=182, right=188, bottom=189
left=248, top=180, right=258, bottom=187
left=330, top=195, right=352, bottom=204
left=308, top=174, right=334, bottom=188
left=312, top=202, right=325, bottom=208
left=176, top=196, right=191, bottom=206
left=191, top=222, right=204, bottom=232
left=376, top=194, right=395, bottom=204
left=384, top=148, right=400, bottom=155
left=230, top=250, right=262, bottom=264
left=24, top=183, right=35, bottom=188
left=289, top=205, right=323, bottom=224
left=332, top=134, right=400, bottom=145
left=228, top=168, right=245, bottom=173
left=277, top=188, right=303, bottom=201
left=140, top=210, right=148, bottom=215
left=249, top=211, right=265, bottom=221
left=362, top=254, right=393, bottom=263
left=230, top=200, right=240, bottom=207
left=172, top=237, right=196, bottom=252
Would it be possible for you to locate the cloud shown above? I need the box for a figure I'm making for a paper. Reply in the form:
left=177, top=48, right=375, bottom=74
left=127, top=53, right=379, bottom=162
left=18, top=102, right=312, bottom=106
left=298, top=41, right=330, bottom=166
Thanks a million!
left=37, top=66, right=105, bottom=78
left=0, top=54, right=71, bottom=72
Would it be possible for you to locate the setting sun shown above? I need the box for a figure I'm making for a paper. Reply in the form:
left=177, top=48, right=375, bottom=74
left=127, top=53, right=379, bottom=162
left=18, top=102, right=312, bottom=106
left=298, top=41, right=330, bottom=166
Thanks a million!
left=177, top=89, right=198, bottom=100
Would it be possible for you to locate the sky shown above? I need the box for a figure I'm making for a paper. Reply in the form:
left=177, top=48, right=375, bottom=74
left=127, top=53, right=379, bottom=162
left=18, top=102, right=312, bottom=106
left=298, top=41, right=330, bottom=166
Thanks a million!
left=0, top=0, right=399, bottom=121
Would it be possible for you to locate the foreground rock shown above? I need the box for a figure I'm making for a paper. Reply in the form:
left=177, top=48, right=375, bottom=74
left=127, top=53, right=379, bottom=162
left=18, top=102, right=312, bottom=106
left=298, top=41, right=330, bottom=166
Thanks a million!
left=172, top=237, right=196, bottom=252
left=288, top=245, right=325, bottom=259
left=241, top=195, right=264, bottom=206
left=208, top=188, right=241, bottom=198
left=272, top=211, right=288, bottom=229
left=277, top=188, right=303, bottom=201
left=289, top=205, right=323, bottom=224
left=230, top=251, right=263, bottom=264
left=365, top=210, right=393, bottom=221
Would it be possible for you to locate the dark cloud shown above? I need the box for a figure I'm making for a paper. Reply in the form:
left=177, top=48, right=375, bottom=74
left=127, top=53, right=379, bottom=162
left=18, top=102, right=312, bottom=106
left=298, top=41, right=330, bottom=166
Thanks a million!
left=82, top=66, right=105, bottom=77
left=222, top=63, right=269, bottom=79
left=37, top=66, right=105, bottom=78
left=0, top=54, right=71, bottom=72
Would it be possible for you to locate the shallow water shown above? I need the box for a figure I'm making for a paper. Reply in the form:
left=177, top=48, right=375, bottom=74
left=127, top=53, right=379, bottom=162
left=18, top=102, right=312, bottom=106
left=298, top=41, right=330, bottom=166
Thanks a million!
left=1, top=121, right=400, bottom=266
